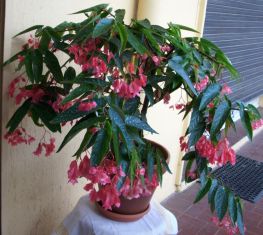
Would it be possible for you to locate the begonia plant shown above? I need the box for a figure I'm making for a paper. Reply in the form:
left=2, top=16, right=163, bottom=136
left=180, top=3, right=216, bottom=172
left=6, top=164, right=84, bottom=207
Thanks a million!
left=4, top=4, right=263, bottom=234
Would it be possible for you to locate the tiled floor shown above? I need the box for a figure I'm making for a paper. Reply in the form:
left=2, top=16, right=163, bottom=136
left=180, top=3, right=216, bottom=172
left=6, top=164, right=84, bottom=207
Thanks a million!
left=162, top=127, right=263, bottom=235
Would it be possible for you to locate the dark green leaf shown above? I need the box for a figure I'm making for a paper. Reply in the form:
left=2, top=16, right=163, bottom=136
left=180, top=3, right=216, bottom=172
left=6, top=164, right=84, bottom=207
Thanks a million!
left=185, top=158, right=194, bottom=183
left=127, top=28, right=148, bottom=54
left=116, top=23, right=127, bottom=52
left=71, top=4, right=109, bottom=14
left=63, top=67, right=76, bottom=92
left=6, top=99, right=31, bottom=133
left=228, top=192, right=237, bottom=224
left=142, top=28, right=161, bottom=53
left=31, top=49, right=43, bottom=83
left=32, top=103, right=61, bottom=133
left=182, top=151, right=196, bottom=161
left=237, top=201, right=245, bottom=235
left=73, top=130, right=93, bottom=157
left=57, top=116, right=104, bottom=152
left=215, top=186, right=228, bottom=220
left=125, top=115, right=158, bottom=134
left=112, top=122, right=121, bottom=164
left=3, top=50, right=27, bottom=66
left=144, top=85, right=155, bottom=105
left=115, top=9, right=125, bottom=23
left=92, top=18, right=114, bottom=38
left=61, top=85, right=91, bottom=105
left=39, top=30, right=51, bottom=51
left=123, top=97, right=140, bottom=114
left=24, top=52, right=34, bottom=83
left=171, top=23, right=199, bottom=33
left=109, top=107, right=134, bottom=152
left=155, top=149, right=163, bottom=186
left=199, top=84, right=221, bottom=110
left=211, top=101, right=231, bottom=142
left=208, top=179, right=218, bottom=204
left=13, top=25, right=44, bottom=37
left=247, top=104, right=261, bottom=120
left=147, top=148, right=154, bottom=181
left=44, top=50, right=63, bottom=82
left=194, top=178, right=212, bottom=203
left=239, top=102, right=253, bottom=141
left=91, top=121, right=112, bottom=166
left=168, top=56, right=197, bottom=96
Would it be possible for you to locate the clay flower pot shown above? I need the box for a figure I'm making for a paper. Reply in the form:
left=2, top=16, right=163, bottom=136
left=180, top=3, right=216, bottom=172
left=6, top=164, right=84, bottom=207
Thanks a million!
left=96, top=140, right=170, bottom=222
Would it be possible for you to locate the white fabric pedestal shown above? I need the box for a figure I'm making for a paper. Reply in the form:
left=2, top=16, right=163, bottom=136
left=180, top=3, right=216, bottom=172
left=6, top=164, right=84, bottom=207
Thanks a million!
left=51, top=195, right=178, bottom=235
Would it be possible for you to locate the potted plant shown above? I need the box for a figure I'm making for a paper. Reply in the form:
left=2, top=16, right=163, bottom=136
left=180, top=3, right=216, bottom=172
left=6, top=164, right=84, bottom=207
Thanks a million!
left=4, top=3, right=263, bottom=233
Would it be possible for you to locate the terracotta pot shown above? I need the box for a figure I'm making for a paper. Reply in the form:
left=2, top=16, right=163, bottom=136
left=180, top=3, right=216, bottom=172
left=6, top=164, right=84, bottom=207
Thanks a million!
left=97, top=140, right=170, bottom=222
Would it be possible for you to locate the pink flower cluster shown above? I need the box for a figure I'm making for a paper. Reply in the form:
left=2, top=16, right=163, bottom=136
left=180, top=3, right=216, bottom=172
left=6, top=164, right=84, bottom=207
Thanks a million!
left=33, top=138, right=56, bottom=157
left=169, top=103, right=186, bottom=110
left=67, top=155, right=159, bottom=210
left=252, top=119, right=263, bottom=130
left=196, top=135, right=236, bottom=165
left=160, top=44, right=171, bottom=53
left=68, top=39, right=111, bottom=77
left=211, top=216, right=240, bottom=235
left=4, top=128, right=35, bottom=146
left=195, top=75, right=209, bottom=92
left=221, top=84, right=232, bottom=95
left=78, top=101, right=97, bottom=112
left=27, top=35, right=40, bottom=49
left=112, top=71, right=147, bottom=99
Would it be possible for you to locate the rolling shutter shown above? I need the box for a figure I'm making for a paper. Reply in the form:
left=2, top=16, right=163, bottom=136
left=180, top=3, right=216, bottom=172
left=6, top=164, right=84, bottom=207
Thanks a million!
left=203, top=0, right=263, bottom=102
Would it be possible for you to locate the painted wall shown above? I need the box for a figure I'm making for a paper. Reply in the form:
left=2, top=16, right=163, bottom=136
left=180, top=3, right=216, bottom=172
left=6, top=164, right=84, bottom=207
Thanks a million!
left=2, top=0, right=207, bottom=234
left=2, top=1, right=137, bottom=235
left=137, top=0, right=207, bottom=200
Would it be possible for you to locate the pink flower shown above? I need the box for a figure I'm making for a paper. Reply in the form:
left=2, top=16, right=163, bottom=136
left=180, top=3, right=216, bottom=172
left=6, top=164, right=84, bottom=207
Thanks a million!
left=68, top=160, right=79, bottom=185
left=17, top=55, right=25, bottom=63
left=179, top=136, right=188, bottom=151
left=33, top=143, right=43, bottom=157
left=28, top=35, right=39, bottom=49
left=78, top=101, right=97, bottom=112
left=186, top=171, right=197, bottom=180
left=163, top=93, right=171, bottom=104
left=127, top=62, right=135, bottom=74
left=160, top=44, right=171, bottom=53
left=196, top=136, right=236, bottom=166
left=79, top=155, right=90, bottom=178
left=252, top=119, right=263, bottom=130
left=152, top=55, right=162, bottom=66
left=195, top=75, right=209, bottom=92
left=42, top=138, right=56, bottom=157
left=207, top=102, right=215, bottom=109
left=4, top=128, right=35, bottom=146
left=221, top=84, right=232, bottom=95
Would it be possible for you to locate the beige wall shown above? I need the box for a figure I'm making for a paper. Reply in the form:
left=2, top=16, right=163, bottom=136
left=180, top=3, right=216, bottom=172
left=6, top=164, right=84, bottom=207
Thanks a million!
left=137, top=0, right=207, bottom=200
left=2, top=1, right=136, bottom=235
left=2, top=0, right=207, bottom=234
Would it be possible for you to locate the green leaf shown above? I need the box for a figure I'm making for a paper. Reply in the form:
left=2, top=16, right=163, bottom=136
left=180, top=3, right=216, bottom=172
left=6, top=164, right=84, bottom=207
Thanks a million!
left=199, top=84, right=221, bottom=110
left=210, top=101, right=230, bottom=141
left=51, top=98, right=105, bottom=124
left=123, top=97, right=140, bottom=115
left=142, top=28, right=161, bottom=53
left=247, top=104, right=261, bottom=120
left=116, top=23, right=127, bottom=52
left=44, top=50, right=63, bottom=82
left=182, top=151, right=196, bottom=161
left=155, top=149, right=163, bottom=186
left=144, top=85, right=154, bottom=105
left=61, top=85, right=91, bottom=105
left=13, top=25, right=44, bottom=37
left=208, top=179, right=218, bottom=204
left=6, top=99, right=31, bottom=133
left=112, top=122, right=121, bottom=164
left=127, top=28, right=148, bottom=54
left=215, top=186, right=228, bottom=220
left=57, top=116, right=104, bottom=152
left=73, top=130, right=93, bottom=157
left=228, top=192, right=237, bottom=224
left=237, top=201, right=245, bottom=235
left=125, top=115, right=158, bottom=134
left=171, top=23, right=199, bottom=33
left=39, top=30, right=51, bottom=51
left=147, top=148, right=154, bottom=181
left=90, top=121, right=112, bottom=166
left=115, top=9, right=125, bottom=23
left=188, top=107, right=205, bottom=146
left=63, top=67, right=76, bottom=92
left=24, top=52, right=34, bottom=83
left=71, top=4, right=109, bottom=14
left=3, top=50, right=27, bottom=66
left=32, top=103, right=61, bottom=133
left=185, top=158, right=194, bottom=183
left=168, top=56, right=197, bottom=96
left=92, top=18, right=114, bottom=38
left=109, top=107, right=134, bottom=152
left=238, top=102, right=253, bottom=141
left=31, top=49, right=43, bottom=83
left=194, top=178, right=212, bottom=203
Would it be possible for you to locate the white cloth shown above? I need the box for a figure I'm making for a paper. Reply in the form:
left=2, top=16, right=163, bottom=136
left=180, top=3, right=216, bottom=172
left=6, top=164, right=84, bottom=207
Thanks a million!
left=51, top=195, right=178, bottom=235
